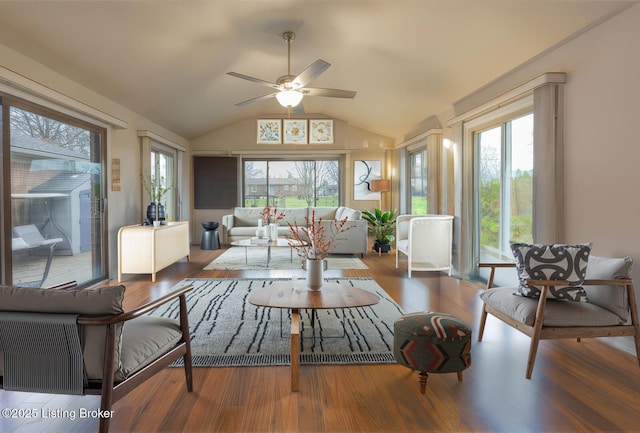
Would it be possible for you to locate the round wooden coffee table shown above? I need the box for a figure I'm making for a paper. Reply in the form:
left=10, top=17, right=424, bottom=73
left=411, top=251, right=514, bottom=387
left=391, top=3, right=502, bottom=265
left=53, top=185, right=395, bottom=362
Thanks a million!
left=248, top=281, right=380, bottom=391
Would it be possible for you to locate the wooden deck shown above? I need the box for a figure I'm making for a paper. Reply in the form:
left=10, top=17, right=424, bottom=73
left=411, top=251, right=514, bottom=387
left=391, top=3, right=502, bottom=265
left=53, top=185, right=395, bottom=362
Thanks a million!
left=12, top=250, right=93, bottom=288
left=2, top=245, right=639, bottom=433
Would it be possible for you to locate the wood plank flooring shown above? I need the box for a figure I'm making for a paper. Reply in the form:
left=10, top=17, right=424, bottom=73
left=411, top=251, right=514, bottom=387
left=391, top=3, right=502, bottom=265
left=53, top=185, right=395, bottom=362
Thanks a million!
left=2, top=245, right=640, bottom=433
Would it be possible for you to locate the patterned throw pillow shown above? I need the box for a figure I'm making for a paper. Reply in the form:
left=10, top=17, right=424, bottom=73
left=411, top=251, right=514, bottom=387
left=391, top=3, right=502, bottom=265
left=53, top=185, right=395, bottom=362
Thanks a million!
left=510, top=243, right=591, bottom=302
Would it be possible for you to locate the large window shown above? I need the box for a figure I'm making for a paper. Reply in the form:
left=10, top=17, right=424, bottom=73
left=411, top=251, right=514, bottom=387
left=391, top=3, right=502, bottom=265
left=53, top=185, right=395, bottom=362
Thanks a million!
left=409, top=148, right=427, bottom=214
left=475, top=112, right=533, bottom=261
left=243, top=159, right=339, bottom=207
left=151, top=147, right=176, bottom=221
left=2, top=96, right=107, bottom=288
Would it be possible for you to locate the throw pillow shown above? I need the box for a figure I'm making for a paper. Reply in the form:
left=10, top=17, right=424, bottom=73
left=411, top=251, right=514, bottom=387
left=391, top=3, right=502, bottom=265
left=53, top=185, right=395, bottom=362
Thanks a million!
left=340, top=207, right=362, bottom=221
left=510, top=242, right=591, bottom=302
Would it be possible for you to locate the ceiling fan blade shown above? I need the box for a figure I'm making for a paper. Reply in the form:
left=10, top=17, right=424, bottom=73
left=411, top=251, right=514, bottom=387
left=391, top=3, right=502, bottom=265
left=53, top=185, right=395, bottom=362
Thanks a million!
left=292, top=60, right=330, bottom=88
left=227, top=72, right=282, bottom=90
left=301, top=87, right=357, bottom=99
left=235, top=92, right=278, bottom=107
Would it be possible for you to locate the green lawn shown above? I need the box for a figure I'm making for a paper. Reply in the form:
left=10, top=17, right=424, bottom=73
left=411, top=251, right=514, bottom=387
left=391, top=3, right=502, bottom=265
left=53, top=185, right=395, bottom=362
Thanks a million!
left=411, top=197, right=427, bottom=214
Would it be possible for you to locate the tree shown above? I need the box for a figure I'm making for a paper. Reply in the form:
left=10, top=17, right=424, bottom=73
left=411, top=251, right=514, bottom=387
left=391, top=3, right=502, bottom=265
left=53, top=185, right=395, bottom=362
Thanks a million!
left=244, top=162, right=264, bottom=179
left=293, top=161, right=315, bottom=206
left=10, top=106, right=91, bottom=156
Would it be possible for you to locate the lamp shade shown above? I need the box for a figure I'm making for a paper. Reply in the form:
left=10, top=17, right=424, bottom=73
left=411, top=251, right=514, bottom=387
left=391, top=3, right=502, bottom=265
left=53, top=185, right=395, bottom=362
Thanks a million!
left=370, top=179, right=390, bottom=193
left=275, top=90, right=303, bottom=107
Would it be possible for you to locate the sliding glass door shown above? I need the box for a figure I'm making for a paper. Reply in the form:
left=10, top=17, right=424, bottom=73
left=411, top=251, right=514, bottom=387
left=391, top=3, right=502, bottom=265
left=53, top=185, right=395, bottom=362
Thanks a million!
left=2, top=96, right=107, bottom=287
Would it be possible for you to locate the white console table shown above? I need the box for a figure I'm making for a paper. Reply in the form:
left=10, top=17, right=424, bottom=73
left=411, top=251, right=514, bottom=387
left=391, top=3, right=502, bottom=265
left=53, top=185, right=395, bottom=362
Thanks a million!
left=118, top=221, right=190, bottom=282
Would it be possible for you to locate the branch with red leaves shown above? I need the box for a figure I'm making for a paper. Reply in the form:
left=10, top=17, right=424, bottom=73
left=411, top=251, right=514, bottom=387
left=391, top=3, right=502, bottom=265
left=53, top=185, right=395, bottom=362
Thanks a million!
left=287, top=210, right=352, bottom=260
left=260, top=206, right=285, bottom=225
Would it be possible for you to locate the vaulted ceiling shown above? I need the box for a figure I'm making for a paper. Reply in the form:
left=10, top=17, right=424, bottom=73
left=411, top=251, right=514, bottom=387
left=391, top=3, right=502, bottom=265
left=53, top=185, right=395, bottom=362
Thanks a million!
left=0, top=1, right=635, bottom=141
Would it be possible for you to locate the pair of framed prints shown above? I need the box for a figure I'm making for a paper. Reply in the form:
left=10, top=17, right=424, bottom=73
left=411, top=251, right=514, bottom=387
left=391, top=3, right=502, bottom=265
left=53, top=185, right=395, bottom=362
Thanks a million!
left=257, top=119, right=334, bottom=144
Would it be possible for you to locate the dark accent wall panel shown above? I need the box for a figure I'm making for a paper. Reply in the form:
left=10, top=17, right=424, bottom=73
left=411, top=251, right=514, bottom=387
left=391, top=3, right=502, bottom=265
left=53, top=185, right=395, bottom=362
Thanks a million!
left=194, top=156, right=238, bottom=209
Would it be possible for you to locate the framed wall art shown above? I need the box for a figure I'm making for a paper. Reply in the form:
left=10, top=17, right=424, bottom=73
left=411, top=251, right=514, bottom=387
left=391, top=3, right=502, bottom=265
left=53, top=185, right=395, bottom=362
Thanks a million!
left=283, top=119, right=308, bottom=144
left=309, top=119, right=334, bottom=144
left=111, top=158, right=121, bottom=191
left=354, top=160, right=381, bottom=200
left=257, top=119, right=282, bottom=144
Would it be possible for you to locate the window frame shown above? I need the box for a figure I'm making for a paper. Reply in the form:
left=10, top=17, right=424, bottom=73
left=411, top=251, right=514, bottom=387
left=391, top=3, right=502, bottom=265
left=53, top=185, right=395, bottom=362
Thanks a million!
left=0, top=93, right=108, bottom=287
left=242, top=157, right=341, bottom=208
left=465, top=94, right=534, bottom=281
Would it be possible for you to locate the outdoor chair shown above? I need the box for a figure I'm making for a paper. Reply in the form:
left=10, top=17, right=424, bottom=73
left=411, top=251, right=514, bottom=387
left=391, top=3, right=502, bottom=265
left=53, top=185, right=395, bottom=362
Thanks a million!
left=477, top=255, right=640, bottom=379
left=0, top=282, right=194, bottom=433
left=395, top=214, right=454, bottom=277
left=11, top=224, right=63, bottom=287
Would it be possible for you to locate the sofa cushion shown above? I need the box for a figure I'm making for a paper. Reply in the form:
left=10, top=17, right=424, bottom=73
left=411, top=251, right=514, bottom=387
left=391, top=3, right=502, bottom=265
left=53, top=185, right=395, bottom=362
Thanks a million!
left=227, top=226, right=261, bottom=238
left=511, top=243, right=591, bottom=302
left=117, top=316, right=182, bottom=381
left=279, top=208, right=308, bottom=226
left=584, top=255, right=632, bottom=321
left=338, top=207, right=362, bottom=221
left=0, top=284, right=126, bottom=380
left=0, top=284, right=124, bottom=315
left=310, top=207, right=338, bottom=220
left=479, top=287, right=624, bottom=327
left=233, top=207, right=264, bottom=227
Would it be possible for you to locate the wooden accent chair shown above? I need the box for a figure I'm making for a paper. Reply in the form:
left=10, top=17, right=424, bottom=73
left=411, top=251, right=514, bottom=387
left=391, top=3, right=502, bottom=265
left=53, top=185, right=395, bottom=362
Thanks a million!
left=0, top=283, right=193, bottom=433
left=477, top=256, right=640, bottom=379
left=395, top=215, right=454, bottom=277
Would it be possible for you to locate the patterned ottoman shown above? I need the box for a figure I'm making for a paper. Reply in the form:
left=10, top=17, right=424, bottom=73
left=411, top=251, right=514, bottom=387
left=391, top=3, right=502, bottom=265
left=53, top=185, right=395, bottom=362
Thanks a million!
left=394, top=312, right=472, bottom=394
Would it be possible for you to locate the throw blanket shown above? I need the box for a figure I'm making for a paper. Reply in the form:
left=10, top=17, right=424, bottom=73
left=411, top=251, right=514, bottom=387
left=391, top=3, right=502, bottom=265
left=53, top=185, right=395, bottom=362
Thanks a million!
left=0, top=312, right=84, bottom=394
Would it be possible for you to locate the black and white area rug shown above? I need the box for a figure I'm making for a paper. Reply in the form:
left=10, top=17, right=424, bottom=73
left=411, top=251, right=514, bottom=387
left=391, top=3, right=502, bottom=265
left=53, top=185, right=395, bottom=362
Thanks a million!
left=150, top=278, right=403, bottom=367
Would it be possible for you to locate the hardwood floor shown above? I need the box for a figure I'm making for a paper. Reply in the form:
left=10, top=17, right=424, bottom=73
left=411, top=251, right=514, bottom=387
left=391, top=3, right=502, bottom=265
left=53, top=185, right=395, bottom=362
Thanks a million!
left=2, top=246, right=640, bottom=433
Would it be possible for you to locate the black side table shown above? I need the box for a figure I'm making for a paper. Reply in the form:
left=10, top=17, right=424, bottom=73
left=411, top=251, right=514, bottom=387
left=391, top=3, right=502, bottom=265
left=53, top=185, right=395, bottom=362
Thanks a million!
left=201, top=222, right=220, bottom=250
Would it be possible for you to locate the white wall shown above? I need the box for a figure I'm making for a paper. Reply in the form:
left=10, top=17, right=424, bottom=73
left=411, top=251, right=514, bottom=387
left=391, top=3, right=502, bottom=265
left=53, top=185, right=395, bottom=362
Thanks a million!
left=438, top=4, right=640, bottom=262
left=189, top=116, right=393, bottom=243
left=0, top=43, right=191, bottom=280
left=420, top=4, right=640, bottom=353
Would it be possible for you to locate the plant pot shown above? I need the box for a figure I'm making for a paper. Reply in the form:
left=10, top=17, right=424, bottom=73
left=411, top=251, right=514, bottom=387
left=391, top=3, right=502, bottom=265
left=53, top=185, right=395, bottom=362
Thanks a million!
left=146, top=202, right=165, bottom=223
left=374, top=242, right=391, bottom=253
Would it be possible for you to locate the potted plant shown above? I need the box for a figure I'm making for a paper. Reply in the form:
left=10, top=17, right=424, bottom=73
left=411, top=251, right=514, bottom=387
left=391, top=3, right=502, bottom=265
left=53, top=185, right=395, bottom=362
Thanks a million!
left=362, top=208, right=397, bottom=253
left=141, top=175, right=172, bottom=224
left=287, top=211, right=352, bottom=290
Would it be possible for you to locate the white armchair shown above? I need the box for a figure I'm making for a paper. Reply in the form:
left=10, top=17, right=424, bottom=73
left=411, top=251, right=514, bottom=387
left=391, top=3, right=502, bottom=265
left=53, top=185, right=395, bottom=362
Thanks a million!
left=395, top=215, right=454, bottom=278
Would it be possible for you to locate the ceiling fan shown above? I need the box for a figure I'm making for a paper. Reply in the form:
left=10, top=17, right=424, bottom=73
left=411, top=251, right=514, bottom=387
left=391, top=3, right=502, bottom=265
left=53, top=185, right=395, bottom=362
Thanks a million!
left=227, top=31, right=356, bottom=109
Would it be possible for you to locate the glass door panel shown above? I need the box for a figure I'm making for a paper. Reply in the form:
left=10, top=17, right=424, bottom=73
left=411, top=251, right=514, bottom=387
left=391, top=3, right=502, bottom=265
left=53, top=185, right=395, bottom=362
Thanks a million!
left=507, top=114, right=534, bottom=245
left=8, top=105, right=105, bottom=287
left=151, top=149, right=176, bottom=221
left=410, top=149, right=427, bottom=214
left=478, top=125, right=502, bottom=257
left=477, top=113, right=533, bottom=262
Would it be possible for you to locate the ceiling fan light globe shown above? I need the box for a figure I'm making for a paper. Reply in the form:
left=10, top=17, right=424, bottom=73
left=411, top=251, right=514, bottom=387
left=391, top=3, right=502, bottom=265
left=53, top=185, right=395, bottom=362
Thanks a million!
left=276, top=90, right=303, bottom=107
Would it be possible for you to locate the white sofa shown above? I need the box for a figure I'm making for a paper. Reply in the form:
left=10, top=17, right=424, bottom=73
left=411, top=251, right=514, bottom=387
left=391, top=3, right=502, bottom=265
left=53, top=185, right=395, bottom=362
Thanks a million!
left=222, top=206, right=368, bottom=256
